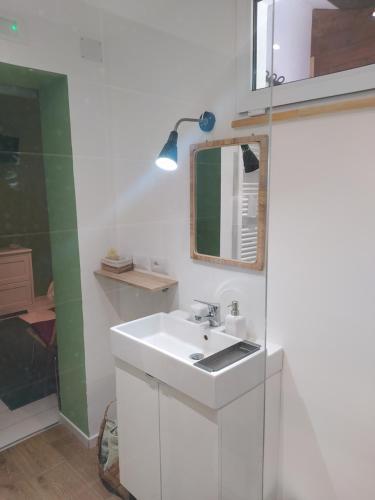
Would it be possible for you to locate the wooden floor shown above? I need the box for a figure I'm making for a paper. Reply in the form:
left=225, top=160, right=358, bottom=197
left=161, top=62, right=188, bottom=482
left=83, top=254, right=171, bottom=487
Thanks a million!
left=0, top=425, right=128, bottom=499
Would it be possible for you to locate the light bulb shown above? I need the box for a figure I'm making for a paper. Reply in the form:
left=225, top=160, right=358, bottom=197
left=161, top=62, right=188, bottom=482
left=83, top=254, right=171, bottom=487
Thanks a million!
left=155, top=157, right=177, bottom=171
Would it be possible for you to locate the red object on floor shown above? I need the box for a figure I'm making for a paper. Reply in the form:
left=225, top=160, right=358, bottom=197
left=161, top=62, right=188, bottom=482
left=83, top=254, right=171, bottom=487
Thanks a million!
left=31, top=319, right=56, bottom=347
left=19, top=309, right=56, bottom=348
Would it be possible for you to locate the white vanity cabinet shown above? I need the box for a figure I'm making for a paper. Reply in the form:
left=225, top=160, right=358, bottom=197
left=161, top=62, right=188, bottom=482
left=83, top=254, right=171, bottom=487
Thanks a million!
left=159, top=383, right=220, bottom=500
left=115, top=358, right=271, bottom=500
left=112, top=313, right=282, bottom=500
left=116, top=364, right=161, bottom=500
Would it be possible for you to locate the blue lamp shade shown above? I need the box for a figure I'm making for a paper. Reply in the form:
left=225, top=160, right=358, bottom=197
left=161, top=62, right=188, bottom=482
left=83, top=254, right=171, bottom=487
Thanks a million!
left=156, top=131, right=178, bottom=171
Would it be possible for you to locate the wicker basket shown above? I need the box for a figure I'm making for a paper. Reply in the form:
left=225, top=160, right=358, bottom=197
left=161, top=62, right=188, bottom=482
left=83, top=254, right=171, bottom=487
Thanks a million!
left=97, top=401, right=129, bottom=499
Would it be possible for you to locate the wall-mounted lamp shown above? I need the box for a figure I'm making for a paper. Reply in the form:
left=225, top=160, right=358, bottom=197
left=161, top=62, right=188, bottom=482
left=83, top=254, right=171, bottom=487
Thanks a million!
left=156, top=111, right=216, bottom=171
left=241, top=144, right=259, bottom=173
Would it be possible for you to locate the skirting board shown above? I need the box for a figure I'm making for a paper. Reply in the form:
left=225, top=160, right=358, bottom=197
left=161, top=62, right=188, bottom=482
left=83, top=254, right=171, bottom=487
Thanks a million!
left=59, top=412, right=98, bottom=449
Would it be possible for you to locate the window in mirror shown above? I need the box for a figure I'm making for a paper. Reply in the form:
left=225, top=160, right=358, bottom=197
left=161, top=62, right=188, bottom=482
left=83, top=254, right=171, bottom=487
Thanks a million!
left=191, top=136, right=268, bottom=271
left=253, top=0, right=375, bottom=91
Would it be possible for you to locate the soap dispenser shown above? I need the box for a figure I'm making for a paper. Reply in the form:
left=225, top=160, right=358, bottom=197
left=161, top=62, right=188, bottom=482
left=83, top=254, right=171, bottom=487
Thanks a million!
left=225, top=301, right=247, bottom=339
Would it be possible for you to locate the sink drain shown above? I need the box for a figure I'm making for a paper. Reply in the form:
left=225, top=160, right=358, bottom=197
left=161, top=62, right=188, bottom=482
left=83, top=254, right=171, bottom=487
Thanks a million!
left=190, top=352, right=204, bottom=361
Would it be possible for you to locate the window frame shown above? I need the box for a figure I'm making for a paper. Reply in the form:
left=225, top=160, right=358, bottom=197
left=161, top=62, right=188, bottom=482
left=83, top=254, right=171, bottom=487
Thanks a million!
left=236, top=0, right=375, bottom=114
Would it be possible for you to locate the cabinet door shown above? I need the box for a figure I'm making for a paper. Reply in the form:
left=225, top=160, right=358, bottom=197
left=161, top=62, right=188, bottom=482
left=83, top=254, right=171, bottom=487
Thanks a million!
left=159, top=384, right=219, bottom=500
left=116, top=363, right=161, bottom=500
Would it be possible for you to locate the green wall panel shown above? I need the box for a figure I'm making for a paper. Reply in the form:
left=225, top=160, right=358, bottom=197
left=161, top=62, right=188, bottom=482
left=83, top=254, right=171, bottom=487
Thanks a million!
left=196, top=148, right=221, bottom=257
left=0, top=63, right=88, bottom=435
left=39, top=76, right=89, bottom=434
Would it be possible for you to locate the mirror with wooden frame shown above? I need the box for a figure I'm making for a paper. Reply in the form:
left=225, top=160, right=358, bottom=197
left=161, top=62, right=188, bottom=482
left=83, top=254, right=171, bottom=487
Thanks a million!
left=190, top=135, right=268, bottom=270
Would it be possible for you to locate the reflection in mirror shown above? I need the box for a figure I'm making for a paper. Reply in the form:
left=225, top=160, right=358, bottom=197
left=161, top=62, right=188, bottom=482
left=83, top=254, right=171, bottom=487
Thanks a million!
left=253, top=0, right=375, bottom=90
left=191, top=136, right=267, bottom=270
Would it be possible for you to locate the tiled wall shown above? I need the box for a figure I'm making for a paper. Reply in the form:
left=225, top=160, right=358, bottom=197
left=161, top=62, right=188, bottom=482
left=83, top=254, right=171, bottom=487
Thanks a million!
left=0, top=0, right=268, bottom=437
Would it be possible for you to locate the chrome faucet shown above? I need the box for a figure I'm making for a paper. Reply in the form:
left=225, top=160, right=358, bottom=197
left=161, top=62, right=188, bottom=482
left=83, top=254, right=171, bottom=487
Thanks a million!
left=193, top=299, right=221, bottom=327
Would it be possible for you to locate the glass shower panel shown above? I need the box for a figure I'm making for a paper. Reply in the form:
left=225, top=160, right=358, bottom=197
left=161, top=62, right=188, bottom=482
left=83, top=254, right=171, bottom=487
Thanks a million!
left=0, top=2, right=276, bottom=500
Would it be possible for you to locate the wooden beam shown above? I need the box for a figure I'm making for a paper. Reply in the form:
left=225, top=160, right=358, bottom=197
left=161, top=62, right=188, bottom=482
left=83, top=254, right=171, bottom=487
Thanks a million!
left=231, top=96, right=375, bottom=128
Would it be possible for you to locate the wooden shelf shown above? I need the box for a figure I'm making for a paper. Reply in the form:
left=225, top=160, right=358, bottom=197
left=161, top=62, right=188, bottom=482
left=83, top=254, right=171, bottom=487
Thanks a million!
left=231, top=96, right=375, bottom=128
left=94, top=268, right=178, bottom=292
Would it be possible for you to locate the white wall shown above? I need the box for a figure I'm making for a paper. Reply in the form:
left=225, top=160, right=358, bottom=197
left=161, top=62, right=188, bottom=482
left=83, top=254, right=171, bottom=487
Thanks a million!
left=101, top=0, right=268, bottom=427
left=95, top=0, right=269, bottom=436
left=267, top=104, right=375, bottom=500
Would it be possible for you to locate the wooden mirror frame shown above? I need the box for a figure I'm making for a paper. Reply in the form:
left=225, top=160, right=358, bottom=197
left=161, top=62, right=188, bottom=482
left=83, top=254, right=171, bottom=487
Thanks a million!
left=190, top=135, right=268, bottom=271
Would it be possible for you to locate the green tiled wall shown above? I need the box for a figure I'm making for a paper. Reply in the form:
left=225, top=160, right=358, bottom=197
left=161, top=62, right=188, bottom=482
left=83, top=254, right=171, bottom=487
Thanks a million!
left=0, top=62, right=89, bottom=435
left=39, top=77, right=89, bottom=435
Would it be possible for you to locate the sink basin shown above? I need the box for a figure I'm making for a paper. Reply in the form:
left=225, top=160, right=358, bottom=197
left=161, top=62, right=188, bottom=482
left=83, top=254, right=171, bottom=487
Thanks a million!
left=111, top=312, right=279, bottom=409
left=113, top=312, right=238, bottom=362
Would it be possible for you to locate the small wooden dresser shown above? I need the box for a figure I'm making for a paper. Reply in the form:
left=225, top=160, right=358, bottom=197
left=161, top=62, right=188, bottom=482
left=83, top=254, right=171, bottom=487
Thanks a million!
left=0, top=247, right=34, bottom=315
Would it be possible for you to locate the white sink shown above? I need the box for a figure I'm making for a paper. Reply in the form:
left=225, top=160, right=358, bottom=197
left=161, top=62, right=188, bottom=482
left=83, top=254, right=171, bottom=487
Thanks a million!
left=111, top=312, right=280, bottom=409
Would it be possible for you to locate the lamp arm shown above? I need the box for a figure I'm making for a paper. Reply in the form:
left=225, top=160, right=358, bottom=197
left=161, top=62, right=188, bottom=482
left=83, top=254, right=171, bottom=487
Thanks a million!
left=173, top=117, right=200, bottom=131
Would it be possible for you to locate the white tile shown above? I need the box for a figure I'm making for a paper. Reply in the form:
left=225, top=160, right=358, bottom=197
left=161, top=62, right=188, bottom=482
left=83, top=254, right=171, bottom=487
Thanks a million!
left=0, top=395, right=58, bottom=431
left=73, top=156, right=116, bottom=230
left=56, top=0, right=101, bottom=37
left=77, top=226, right=117, bottom=288
left=3, top=3, right=105, bottom=83
left=23, top=394, right=58, bottom=416
left=0, top=396, right=59, bottom=450
left=0, top=405, right=29, bottom=429
left=101, top=9, right=234, bottom=102
left=106, top=86, right=196, bottom=161
left=69, top=80, right=110, bottom=159
left=112, top=157, right=190, bottom=227
left=86, top=372, right=116, bottom=436
left=0, top=0, right=59, bottom=19
left=85, top=0, right=235, bottom=54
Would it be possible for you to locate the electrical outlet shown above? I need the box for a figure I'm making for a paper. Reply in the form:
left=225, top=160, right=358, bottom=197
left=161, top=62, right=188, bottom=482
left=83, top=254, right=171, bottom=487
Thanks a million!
left=151, top=257, right=168, bottom=275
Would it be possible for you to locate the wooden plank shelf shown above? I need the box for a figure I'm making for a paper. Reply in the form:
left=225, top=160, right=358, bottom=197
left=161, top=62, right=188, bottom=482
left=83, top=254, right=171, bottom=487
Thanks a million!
left=231, top=96, right=375, bottom=128
left=94, top=268, right=178, bottom=292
